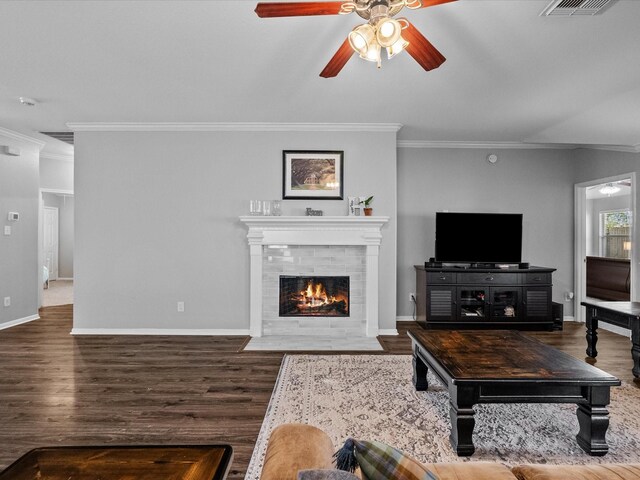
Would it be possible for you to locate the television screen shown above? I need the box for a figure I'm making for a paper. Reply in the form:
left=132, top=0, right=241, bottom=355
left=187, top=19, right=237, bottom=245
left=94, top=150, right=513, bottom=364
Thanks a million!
left=435, top=212, right=523, bottom=263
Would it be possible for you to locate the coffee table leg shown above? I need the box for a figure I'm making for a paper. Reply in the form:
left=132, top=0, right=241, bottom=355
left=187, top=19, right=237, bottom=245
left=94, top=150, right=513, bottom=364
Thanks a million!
left=449, top=386, right=476, bottom=456
left=412, top=351, right=429, bottom=391
left=575, top=386, right=611, bottom=456
left=632, top=326, right=640, bottom=378
left=585, top=308, right=598, bottom=358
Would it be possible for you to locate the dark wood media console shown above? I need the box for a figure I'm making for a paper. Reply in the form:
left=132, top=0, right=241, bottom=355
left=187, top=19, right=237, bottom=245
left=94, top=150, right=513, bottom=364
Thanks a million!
left=415, top=265, right=556, bottom=330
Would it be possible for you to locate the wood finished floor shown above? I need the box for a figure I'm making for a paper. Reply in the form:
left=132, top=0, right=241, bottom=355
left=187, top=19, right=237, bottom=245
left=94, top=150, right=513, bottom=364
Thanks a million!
left=1, top=305, right=638, bottom=479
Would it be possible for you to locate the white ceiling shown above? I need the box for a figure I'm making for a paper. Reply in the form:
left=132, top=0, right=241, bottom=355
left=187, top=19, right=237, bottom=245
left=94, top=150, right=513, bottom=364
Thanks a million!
left=1, top=0, right=640, bottom=155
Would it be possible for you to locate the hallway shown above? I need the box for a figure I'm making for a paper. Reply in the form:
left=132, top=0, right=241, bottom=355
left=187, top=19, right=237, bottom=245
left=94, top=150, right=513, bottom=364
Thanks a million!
left=42, top=279, right=73, bottom=306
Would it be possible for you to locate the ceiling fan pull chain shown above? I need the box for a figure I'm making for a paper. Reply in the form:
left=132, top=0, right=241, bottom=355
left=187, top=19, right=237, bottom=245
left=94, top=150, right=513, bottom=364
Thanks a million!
left=339, top=2, right=357, bottom=14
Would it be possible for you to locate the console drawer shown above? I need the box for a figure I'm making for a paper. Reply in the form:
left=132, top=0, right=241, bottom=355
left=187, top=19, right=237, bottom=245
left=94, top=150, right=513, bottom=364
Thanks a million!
left=525, top=273, right=551, bottom=284
left=427, top=272, right=455, bottom=284
left=458, top=272, right=519, bottom=284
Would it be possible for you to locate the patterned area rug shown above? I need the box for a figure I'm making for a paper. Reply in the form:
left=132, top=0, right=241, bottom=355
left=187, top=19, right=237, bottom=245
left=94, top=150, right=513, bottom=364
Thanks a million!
left=245, top=355, right=640, bottom=479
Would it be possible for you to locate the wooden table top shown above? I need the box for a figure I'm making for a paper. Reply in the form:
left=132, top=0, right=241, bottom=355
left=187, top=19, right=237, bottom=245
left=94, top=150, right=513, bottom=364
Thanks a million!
left=408, top=330, right=620, bottom=385
left=0, top=445, right=233, bottom=480
left=581, top=300, right=640, bottom=319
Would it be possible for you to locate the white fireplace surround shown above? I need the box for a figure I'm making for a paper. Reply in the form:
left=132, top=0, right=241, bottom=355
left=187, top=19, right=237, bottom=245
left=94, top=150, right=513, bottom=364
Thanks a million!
left=240, top=216, right=390, bottom=337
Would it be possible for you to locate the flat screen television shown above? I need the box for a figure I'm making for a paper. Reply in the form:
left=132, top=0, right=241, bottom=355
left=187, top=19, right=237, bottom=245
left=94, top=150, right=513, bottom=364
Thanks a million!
left=435, top=212, right=523, bottom=264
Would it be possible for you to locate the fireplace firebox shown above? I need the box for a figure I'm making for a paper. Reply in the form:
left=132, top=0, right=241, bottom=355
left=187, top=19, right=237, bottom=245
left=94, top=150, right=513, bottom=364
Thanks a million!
left=279, top=276, right=349, bottom=317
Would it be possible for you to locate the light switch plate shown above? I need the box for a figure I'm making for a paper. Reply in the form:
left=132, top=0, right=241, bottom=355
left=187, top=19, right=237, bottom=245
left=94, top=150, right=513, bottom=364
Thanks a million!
left=4, top=226, right=10, bottom=235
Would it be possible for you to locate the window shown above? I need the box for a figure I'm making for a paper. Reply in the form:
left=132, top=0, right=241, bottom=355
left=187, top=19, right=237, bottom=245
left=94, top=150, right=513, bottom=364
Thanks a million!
left=599, top=210, right=632, bottom=259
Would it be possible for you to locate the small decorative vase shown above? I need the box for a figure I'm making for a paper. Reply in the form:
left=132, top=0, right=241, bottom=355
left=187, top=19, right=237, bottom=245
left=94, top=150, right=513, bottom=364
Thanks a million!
left=364, top=208, right=373, bottom=216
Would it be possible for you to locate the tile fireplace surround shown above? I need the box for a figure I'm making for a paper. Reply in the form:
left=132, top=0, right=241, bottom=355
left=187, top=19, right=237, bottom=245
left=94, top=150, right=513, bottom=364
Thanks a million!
left=239, top=216, right=390, bottom=338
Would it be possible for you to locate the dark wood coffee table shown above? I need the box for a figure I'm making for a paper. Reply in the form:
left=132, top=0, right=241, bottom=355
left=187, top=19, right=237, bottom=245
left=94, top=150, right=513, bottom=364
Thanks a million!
left=408, top=330, right=620, bottom=457
left=0, top=445, right=233, bottom=480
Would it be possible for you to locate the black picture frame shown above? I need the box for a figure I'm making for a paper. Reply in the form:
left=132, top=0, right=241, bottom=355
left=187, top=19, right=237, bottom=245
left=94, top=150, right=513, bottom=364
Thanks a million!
left=282, top=150, right=344, bottom=200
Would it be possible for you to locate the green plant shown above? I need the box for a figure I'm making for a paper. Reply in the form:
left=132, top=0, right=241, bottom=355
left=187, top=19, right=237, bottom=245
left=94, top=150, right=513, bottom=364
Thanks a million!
left=360, top=196, right=374, bottom=207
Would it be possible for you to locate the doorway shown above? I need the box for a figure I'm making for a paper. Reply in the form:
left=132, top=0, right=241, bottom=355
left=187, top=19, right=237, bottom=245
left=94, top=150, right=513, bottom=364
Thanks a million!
left=43, top=206, right=59, bottom=281
left=39, top=189, right=74, bottom=307
left=575, top=173, right=636, bottom=323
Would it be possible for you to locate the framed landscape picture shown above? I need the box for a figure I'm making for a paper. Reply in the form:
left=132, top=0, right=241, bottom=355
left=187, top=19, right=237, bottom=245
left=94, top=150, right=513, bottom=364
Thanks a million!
left=283, top=150, right=344, bottom=200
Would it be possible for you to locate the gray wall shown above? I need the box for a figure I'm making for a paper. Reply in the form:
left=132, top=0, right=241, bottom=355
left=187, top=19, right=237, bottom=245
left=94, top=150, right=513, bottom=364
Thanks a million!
left=0, top=131, right=40, bottom=327
left=397, top=148, right=576, bottom=317
left=42, top=193, right=74, bottom=278
left=73, top=129, right=397, bottom=332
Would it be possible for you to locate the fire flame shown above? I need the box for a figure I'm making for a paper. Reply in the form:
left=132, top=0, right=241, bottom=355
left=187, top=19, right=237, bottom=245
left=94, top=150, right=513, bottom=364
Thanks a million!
left=296, top=280, right=345, bottom=310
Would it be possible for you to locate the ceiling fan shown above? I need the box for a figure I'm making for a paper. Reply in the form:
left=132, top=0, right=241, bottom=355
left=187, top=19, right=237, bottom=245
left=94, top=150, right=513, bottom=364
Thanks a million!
left=254, top=0, right=457, bottom=77
left=587, top=180, right=632, bottom=195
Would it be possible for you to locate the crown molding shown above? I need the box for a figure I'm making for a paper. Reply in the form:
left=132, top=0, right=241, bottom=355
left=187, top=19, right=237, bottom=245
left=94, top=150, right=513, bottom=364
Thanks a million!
left=578, top=143, right=640, bottom=153
left=0, top=126, right=46, bottom=149
left=398, top=140, right=640, bottom=153
left=66, top=122, right=404, bottom=133
left=40, top=152, right=74, bottom=162
left=61, top=124, right=639, bottom=152
left=397, top=140, right=576, bottom=150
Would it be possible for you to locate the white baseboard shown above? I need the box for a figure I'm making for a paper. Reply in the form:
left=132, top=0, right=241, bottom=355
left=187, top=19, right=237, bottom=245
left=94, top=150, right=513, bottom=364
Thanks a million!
left=398, top=316, right=577, bottom=325
left=0, top=314, right=39, bottom=331
left=599, top=323, right=632, bottom=338
left=378, top=329, right=399, bottom=336
left=71, top=328, right=251, bottom=336
left=56, top=277, right=74, bottom=281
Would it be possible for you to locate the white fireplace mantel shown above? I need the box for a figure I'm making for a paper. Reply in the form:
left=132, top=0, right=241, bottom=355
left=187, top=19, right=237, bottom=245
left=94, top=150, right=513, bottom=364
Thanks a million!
left=239, top=216, right=389, bottom=337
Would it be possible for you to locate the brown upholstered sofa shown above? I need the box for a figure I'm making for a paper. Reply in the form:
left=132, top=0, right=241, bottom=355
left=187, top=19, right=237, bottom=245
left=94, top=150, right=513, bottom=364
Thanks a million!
left=260, top=424, right=640, bottom=480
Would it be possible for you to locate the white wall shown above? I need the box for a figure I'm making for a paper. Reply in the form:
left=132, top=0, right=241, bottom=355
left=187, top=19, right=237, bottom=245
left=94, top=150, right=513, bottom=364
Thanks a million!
left=73, top=128, right=397, bottom=333
left=0, top=129, right=42, bottom=327
left=40, top=156, right=73, bottom=192
left=397, top=147, right=576, bottom=317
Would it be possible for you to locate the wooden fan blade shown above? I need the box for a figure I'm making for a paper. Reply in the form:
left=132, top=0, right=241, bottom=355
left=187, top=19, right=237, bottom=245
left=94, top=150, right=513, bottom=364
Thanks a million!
left=320, top=37, right=354, bottom=78
left=255, top=2, right=344, bottom=17
left=403, top=21, right=446, bottom=71
left=416, top=0, right=457, bottom=8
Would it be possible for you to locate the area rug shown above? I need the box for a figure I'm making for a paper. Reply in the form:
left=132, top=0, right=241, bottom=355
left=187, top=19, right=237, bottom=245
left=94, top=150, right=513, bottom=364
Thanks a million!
left=245, top=355, right=640, bottom=479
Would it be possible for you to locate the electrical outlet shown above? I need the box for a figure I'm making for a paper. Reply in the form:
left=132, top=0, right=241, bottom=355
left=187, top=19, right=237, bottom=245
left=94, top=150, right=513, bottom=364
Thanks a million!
left=3, top=297, right=10, bottom=307
left=409, top=292, right=415, bottom=302
left=177, top=301, right=185, bottom=312
left=564, top=291, right=574, bottom=302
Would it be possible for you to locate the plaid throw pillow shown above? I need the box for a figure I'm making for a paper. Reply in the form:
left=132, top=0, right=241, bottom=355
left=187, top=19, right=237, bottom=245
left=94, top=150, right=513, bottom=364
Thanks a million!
left=334, top=438, right=438, bottom=480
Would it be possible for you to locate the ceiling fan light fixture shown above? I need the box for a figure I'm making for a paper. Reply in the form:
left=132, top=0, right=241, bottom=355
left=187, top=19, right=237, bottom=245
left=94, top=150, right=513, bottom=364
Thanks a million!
left=362, top=42, right=382, bottom=68
left=376, top=17, right=402, bottom=47
left=253, top=0, right=454, bottom=77
left=348, top=23, right=375, bottom=56
left=386, top=36, right=409, bottom=58
left=599, top=183, right=621, bottom=196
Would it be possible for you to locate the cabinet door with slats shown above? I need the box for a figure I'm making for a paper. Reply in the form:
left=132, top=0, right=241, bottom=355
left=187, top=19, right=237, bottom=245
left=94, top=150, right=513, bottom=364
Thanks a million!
left=522, top=286, right=552, bottom=322
left=427, top=286, right=456, bottom=322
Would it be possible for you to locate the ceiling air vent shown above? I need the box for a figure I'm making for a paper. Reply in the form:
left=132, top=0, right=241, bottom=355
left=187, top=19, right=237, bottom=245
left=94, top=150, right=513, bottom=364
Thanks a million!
left=41, top=131, right=74, bottom=145
left=541, top=0, right=617, bottom=16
